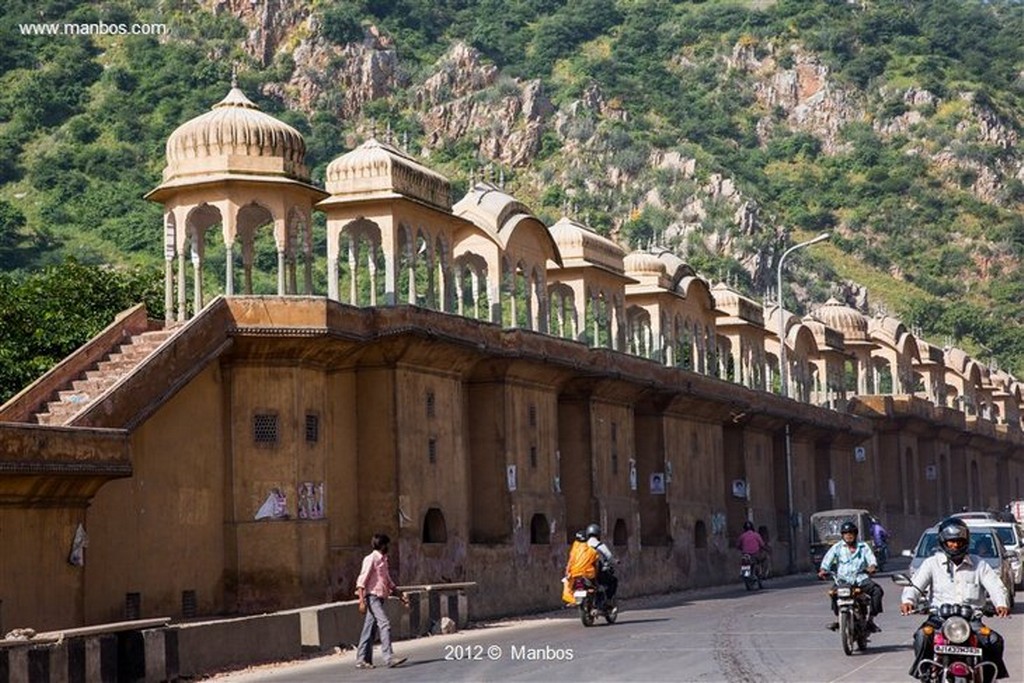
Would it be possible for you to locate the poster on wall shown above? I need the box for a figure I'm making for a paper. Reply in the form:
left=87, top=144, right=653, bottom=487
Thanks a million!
left=507, top=465, right=517, bottom=492
left=255, top=487, right=289, bottom=520
left=298, top=482, right=325, bottom=519
left=649, top=472, right=666, bottom=494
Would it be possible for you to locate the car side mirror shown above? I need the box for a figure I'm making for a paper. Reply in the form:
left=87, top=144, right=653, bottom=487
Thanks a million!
left=901, top=549, right=913, bottom=558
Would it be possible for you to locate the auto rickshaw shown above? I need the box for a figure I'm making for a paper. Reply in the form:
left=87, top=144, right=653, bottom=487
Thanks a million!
left=809, top=508, right=873, bottom=568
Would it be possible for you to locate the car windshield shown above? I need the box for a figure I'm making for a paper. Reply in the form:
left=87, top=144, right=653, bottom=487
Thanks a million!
left=986, top=527, right=1017, bottom=548
left=915, top=530, right=999, bottom=558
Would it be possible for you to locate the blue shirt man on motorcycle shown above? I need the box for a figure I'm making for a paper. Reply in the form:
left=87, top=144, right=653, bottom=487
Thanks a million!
left=817, top=521, right=884, bottom=632
left=899, top=517, right=1010, bottom=681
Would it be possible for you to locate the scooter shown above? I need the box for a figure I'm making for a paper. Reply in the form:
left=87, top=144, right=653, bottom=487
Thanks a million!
left=740, top=553, right=763, bottom=591
left=571, top=575, right=618, bottom=627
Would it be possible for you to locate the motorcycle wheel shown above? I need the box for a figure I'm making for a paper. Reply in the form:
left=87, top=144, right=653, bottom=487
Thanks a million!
left=604, top=605, right=618, bottom=624
left=839, top=611, right=854, bottom=656
left=580, top=606, right=595, bottom=627
left=855, top=622, right=868, bottom=651
left=743, top=575, right=756, bottom=591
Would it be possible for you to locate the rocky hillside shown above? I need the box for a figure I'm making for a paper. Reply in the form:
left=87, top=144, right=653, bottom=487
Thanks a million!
left=1, top=0, right=1023, bottom=372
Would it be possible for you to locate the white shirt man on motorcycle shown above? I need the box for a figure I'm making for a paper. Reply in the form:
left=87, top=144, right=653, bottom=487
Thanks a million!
left=899, top=517, right=1010, bottom=681
left=585, top=523, right=617, bottom=603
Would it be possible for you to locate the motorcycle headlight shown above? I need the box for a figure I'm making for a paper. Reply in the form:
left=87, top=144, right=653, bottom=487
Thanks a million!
left=942, top=616, right=971, bottom=644
left=836, top=587, right=852, bottom=597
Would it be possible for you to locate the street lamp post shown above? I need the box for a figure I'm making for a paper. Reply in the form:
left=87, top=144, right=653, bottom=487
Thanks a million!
left=776, top=231, right=829, bottom=574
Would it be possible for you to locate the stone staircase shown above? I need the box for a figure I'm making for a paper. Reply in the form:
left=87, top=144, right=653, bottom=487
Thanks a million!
left=34, top=329, right=174, bottom=426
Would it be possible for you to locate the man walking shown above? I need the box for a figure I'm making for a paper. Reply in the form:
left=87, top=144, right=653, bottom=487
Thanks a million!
left=355, top=533, right=409, bottom=669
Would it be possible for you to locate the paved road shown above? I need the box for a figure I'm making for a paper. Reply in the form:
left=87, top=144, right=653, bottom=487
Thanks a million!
left=209, top=570, right=1023, bottom=683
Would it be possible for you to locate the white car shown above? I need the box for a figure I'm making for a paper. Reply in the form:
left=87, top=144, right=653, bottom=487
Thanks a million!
left=965, top=519, right=1024, bottom=590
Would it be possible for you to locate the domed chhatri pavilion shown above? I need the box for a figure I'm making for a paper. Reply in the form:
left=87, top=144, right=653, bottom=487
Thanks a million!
left=146, top=76, right=327, bottom=321
left=1, top=80, right=1023, bottom=636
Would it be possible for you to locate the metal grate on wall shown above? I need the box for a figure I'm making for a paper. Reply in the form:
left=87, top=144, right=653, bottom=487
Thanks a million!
left=305, top=413, right=319, bottom=443
left=182, top=589, right=197, bottom=619
left=125, top=592, right=141, bottom=620
left=253, top=413, right=278, bottom=444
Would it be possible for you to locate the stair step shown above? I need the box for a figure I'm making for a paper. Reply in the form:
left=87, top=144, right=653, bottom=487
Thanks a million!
left=31, top=327, right=171, bottom=425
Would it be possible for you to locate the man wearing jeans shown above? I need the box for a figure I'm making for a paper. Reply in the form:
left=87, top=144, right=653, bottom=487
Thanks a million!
left=355, top=533, right=409, bottom=669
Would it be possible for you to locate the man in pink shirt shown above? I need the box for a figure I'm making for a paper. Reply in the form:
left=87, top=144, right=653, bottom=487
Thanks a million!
left=355, top=533, right=409, bottom=669
left=737, top=521, right=768, bottom=575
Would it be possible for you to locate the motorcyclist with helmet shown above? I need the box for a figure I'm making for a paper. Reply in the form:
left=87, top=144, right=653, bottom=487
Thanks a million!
left=736, top=520, right=768, bottom=578
left=899, top=517, right=1010, bottom=681
left=817, top=520, right=884, bottom=633
left=585, top=523, right=617, bottom=604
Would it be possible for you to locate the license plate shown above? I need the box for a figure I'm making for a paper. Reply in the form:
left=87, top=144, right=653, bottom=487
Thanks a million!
left=935, top=644, right=982, bottom=657
left=836, top=599, right=854, bottom=607
left=573, top=590, right=587, bottom=600
left=741, top=566, right=751, bottom=575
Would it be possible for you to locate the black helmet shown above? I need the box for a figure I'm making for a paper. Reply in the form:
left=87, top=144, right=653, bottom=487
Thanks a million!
left=840, top=521, right=858, bottom=535
left=937, top=518, right=970, bottom=561
left=743, top=521, right=754, bottom=531
left=585, top=523, right=601, bottom=539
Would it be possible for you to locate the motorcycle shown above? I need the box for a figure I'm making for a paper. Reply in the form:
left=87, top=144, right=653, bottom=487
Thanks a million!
left=571, top=575, right=618, bottom=627
left=740, top=553, right=763, bottom=591
left=893, top=573, right=1000, bottom=682
left=824, top=572, right=872, bottom=655
left=872, top=540, right=888, bottom=571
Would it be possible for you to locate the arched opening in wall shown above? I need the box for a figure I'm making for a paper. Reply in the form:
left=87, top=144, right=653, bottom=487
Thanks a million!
left=339, top=220, right=385, bottom=306
left=422, top=507, right=448, bottom=544
left=705, top=326, right=717, bottom=377
left=676, top=320, right=693, bottom=370
left=722, top=340, right=735, bottom=381
left=903, top=447, right=915, bottom=513
left=454, top=254, right=489, bottom=320
left=434, top=234, right=453, bottom=312
left=877, top=362, right=894, bottom=394
left=767, top=352, right=780, bottom=394
left=612, top=518, right=628, bottom=547
left=583, top=290, right=611, bottom=347
left=548, top=283, right=576, bottom=339
left=513, top=264, right=531, bottom=328
left=844, top=360, right=857, bottom=394
left=396, top=224, right=414, bottom=304
left=626, top=306, right=651, bottom=358
left=911, top=372, right=926, bottom=396
left=940, top=452, right=950, bottom=512
left=946, top=385, right=959, bottom=410
left=286, top=207, right=313, bottom=295
left=529, top=514, right=549, bottom=544
left=694, top=520, right=708, bottom=549
left=970, top=460, right=981, bottom=508
left=530, top=265, right=547, bottom=332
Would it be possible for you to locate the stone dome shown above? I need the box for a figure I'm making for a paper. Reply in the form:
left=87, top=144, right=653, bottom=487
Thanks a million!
left=624, top=250, right=667, bottom=276
left=325, top=138, right=451, bottom=211
left=812, top=298, right=869, bottom=342
left=163, top=85, right=309, bottom=182
left=548, top=217, right=626, bottom=272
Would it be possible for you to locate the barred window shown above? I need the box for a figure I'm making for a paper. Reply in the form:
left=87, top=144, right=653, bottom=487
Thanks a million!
left=181, top=590, right=197, bottom=619
left=528, top=404, right=537, bottom=427
left=428, top=437, right=437, bottom=464
left=530, top=445, right=538, bottom=468
left=253, top=413, right=278, bottom=444
left=426, top=391, right=436, bottom=418
left=305, top=413, right=319, bottom=443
